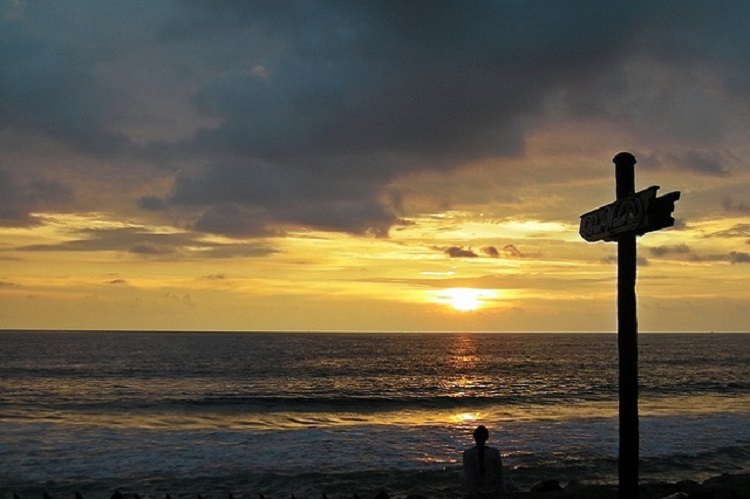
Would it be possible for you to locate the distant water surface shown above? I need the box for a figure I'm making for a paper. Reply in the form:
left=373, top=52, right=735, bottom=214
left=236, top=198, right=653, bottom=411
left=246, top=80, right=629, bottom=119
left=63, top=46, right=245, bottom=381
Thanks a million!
left=1, top=331, right=748, bottom=498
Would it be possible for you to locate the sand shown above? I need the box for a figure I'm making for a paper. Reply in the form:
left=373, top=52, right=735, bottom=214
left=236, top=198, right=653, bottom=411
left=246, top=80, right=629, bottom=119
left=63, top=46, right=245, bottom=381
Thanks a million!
left=501, top=473, right=750, bottom=498
left=9, top=473, right=750, bottom=499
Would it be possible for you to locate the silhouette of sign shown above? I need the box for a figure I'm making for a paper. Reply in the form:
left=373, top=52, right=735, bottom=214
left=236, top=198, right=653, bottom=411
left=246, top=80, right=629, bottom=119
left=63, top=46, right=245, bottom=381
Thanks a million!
left=579, top=186, right=680, bottom=242
left=580, top=152, right=681, bottom=499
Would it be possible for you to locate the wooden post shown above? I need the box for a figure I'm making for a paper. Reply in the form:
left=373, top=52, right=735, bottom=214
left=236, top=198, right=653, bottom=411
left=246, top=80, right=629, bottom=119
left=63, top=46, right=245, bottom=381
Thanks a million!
left=579, top=153, right=680, bottom=499
left=613, top=151, right=639, bottom=499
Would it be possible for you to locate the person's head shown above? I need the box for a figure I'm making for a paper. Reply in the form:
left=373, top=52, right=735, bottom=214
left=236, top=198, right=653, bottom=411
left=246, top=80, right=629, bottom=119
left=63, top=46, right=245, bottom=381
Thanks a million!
left=473, top=425, right=489, bottom=446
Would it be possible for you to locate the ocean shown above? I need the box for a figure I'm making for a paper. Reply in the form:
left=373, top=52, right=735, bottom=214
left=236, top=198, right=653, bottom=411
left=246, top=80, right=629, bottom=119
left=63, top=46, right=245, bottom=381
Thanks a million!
left=1, top=331, right=749, bottom=499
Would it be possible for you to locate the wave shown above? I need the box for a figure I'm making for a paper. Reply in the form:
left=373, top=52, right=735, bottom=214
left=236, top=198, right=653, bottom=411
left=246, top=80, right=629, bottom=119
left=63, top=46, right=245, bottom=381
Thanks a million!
left=168, top=394, right=531, bottom=412
left=4, top=386, right=749, bottom=425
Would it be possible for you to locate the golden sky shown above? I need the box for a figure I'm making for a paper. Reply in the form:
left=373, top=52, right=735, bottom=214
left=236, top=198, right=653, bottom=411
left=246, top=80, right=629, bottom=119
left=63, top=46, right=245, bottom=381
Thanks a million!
left=1, top=2, right=749, bottom=331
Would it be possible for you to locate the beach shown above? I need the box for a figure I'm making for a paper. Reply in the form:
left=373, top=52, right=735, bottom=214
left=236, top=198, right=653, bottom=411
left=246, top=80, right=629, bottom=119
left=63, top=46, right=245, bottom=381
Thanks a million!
left=7, top=473, right=750, bottom=499
left=1, top=332, right=749, bottom=499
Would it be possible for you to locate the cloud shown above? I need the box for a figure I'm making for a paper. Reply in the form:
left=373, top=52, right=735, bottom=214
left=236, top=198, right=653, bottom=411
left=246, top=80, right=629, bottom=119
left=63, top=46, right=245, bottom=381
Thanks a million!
left=503, top=244, right=524, bottom=258
left=648, top=243, right=692, bottom=257
left=201, top=274, right=226, bottom=280
left=0, top=5, right=131, bottom=155
left=669, top=151, right=731, bottom=176
left=482, top=246, right=500, bottom=258
left=722, top=196, right=750, bottom=213
left=444, top=244, right=532, bottom=259
left=129, top=242, right=175, bottom=256
left=10, top=226, right=276, bottom=259
left=646, top=242, right=750, bottom=264
left=138, top=196, right=168, bottom=211
left=705, top=224, right=750, bottom=239
left=108, top=278, right=127, bottom=285
left=170, top=160, right=398, bottom=236
left=181, top=3, right=556, bottom=162
left=3, top=1, right=750, bottom=238
left=695, top=251, right=750, bottom=264
left=192, top=203, right=280, bottom=238
left=729, top=251, right=750, bottom=264
left=151, top=2, right=696, bottom=236
left=0, top=169, right=72, bottom=226
left=445, top=246, right=479, bottom=258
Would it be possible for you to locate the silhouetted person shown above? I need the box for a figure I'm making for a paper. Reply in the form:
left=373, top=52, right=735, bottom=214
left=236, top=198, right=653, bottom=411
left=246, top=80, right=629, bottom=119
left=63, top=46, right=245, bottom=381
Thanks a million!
left=463, top=425, right=504, bottom=498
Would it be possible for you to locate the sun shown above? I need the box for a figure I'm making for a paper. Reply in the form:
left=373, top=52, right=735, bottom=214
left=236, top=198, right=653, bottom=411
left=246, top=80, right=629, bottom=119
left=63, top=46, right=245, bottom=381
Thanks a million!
left=436, top=288, right=496, bottom=312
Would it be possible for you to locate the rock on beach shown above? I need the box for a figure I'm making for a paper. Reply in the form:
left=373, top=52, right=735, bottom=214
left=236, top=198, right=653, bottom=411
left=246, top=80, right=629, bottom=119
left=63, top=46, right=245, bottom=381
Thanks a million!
left=503, top=472, right=750, bottom=499
left=10, top=473, right=750, bottom=499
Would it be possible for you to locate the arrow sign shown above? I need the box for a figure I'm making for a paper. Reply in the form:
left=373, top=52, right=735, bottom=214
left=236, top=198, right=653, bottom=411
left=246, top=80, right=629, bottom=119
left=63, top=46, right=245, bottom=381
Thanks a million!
left=579, top=185, right=680, bottom=242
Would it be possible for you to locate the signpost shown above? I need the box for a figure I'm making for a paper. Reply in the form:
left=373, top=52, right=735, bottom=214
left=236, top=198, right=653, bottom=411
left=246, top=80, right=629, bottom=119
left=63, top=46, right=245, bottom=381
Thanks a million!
left=580, top=185, right=680, bottom=242
left=579, top=152, right=680, bottom=499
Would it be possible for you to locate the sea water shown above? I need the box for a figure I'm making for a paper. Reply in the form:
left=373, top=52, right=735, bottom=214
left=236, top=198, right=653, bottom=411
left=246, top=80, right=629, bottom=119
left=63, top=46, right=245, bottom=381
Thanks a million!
left=1, top=331, right=748, bottom=499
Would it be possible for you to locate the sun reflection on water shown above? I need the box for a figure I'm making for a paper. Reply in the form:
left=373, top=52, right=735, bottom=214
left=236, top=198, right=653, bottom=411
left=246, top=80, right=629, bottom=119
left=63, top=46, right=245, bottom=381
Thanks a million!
left=451, top=412, right=481, bottom=424
left=440, top=334, right=486, bottom=398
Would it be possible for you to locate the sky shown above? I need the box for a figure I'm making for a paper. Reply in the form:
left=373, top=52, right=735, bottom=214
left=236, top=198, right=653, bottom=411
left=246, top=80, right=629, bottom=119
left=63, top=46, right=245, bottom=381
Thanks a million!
left=1, top=1, right=749, bottom=332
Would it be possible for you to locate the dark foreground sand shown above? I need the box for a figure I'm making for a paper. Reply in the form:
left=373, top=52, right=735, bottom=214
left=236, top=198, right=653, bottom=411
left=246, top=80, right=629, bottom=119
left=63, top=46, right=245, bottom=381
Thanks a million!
left=10, top=473, right=750, bottom=499
left=500, top=473, right=750, bottom=499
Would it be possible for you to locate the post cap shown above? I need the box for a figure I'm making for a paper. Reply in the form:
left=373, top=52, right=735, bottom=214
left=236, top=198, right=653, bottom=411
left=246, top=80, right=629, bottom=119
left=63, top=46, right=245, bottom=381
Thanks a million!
left=612, top=152, right=637, bottom=167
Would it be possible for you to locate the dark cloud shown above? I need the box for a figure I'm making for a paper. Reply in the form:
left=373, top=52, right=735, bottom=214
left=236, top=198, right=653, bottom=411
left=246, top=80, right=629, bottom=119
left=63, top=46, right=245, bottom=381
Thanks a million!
left=445, top=246, right=478, bottom=258
left=645, top=243, right=728, bottom=263
left=729, top=251, right=750, bottom=264
left=0, top=169, right=72, bottom=226
left=482, top=246, right=500, bottom=258
left=192, top=203, right=281, bottom=238
left=129, top=242, right=176, bottom=256
left=171, top=160, right=399, bottom=236
left=3, top=1, right=750, bottom=237
left=0, top=6, right=130, bottom=155
left=547, top=3, right=750, bottom=146
left=138, top=195, right=168, bottom=211
left=201, top=274, right=226, bottom=280
left=698, top=251, right=750, bottom=264
left=645, top=243, right=750, bottom=264
left=648, top=243, right=692, bottom=257
left=691, top=251, right=750, bottom=264
left=670, top=151, right=731, bottom=177
left=174, top=2, right=661, bottom=166
left=503, top=244, right=524, bottom=258
left=444, top=244, right=532, bottom=259
left=705, top=224, right=750, bottom=239
left=9, top=226, right=276, bottom=259
left=722, top=196, right=750, bottom=213
left=154, top=2, right=676, bottom=236
left=15, top=227, right=184, bottom=253
left=162, top=2, right=750, bottom=235
left=108, top=278, right=127, bottom=285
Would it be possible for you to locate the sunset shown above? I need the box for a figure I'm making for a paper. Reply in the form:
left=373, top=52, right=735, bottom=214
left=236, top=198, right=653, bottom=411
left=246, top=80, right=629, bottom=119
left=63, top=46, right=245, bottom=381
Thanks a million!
left=1, top=1, right=749, bottom=333
left=1, top=2, right=749, bottom=498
